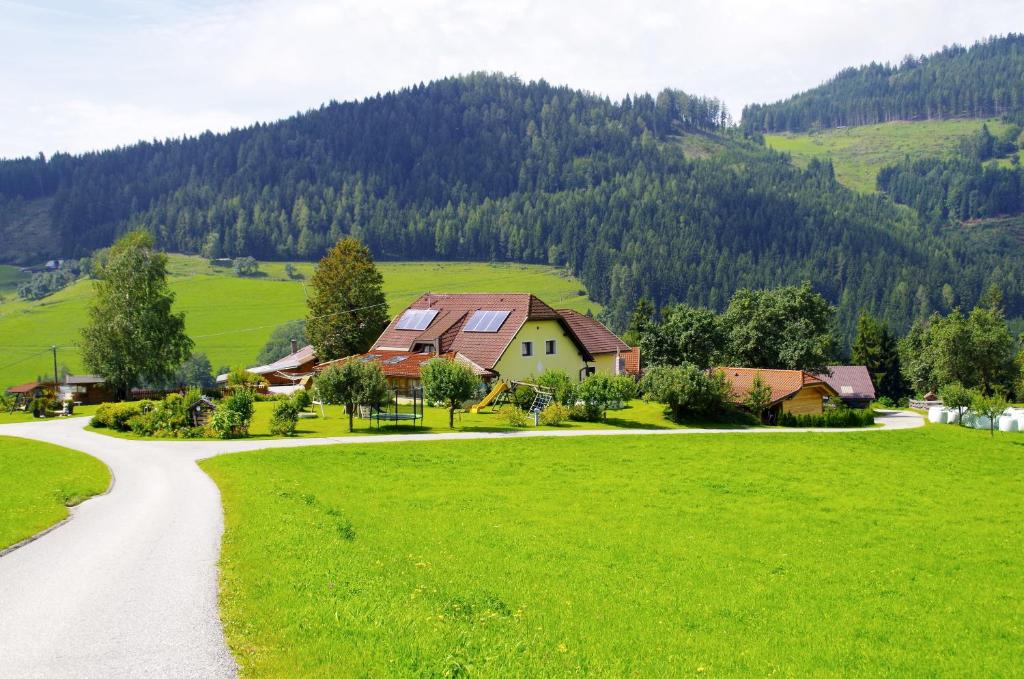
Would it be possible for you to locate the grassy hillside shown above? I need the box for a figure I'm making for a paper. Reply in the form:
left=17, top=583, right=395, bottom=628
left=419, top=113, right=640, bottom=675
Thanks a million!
left=203, top=425, right=1024, bottom=677
left=0, top=256, right=599, bottom=388
left=765, top=118, right=1013, bottom=193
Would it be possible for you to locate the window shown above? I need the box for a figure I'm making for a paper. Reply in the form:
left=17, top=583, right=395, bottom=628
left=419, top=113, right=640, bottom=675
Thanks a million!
left=521, top=341, right=533, bottom=357
left=464, top=309, right=511, bottom=332
left=545, top=340, right=556, bottom=355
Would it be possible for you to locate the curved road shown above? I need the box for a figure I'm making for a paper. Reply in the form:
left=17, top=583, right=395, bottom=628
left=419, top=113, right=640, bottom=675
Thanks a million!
left=0, top=410, right=923, bottom=678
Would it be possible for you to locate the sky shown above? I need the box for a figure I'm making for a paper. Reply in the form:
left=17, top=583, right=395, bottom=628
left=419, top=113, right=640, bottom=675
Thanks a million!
left=0, top=0, right=1020, bottom=158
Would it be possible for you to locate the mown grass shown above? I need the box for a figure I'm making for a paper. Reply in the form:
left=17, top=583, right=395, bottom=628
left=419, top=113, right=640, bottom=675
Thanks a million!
left=88, top=399, right=706, bottom=441
left=0, top=257, right=599, bottom=388
left=766, top=118, right=1012, bottom=193
left=201, top=425, right=1024, bottom=677
left=0, top=435, right=110, bottom=550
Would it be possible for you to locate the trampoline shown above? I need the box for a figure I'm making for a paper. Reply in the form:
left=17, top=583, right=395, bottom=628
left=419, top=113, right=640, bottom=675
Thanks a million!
left=368, top=387, right=424, bottom=429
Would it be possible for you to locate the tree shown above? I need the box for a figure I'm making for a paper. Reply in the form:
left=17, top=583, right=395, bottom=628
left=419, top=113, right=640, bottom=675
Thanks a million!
left=623, top=298, right=655, bottom=348
left=256, top=320, right=308, bottom=364
left=851, top=312, right=905, bottom=399
left=421, top=358, right=480, bottom=428
left=744, top=372, right=773, bottom=423
left=938, top=382, right=973, bottom=425
left=970, top=391, right=1009, bottom=437
left=315, top=361, right=390, bottom=432
left=575, top=373, right=638, bottom=420
left=640, top=363, right=733, bottom=421
left=721, top=282, right=837, bottom=372
left=226, top=367, right=267, bottom=391
left=174, top=353, right=215, bottom=388
left=638, top=304, right=724, bottom=369
left=233, top=256, right=259, bottom=276
left=80, top=231, right=193, bottom=398
left=306, top=238, right=389, bottom=362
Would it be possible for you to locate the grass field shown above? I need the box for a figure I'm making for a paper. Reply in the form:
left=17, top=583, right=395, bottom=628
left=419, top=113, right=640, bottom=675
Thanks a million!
left=87, top=399, right=732, bottom=441
left=0, top=256, right=599, bottom=389
left=201, top=425, right=1024, bottom=677
left=0, top=435, right=110, bottom=550
left=765, top=118, right=1013, bottom=193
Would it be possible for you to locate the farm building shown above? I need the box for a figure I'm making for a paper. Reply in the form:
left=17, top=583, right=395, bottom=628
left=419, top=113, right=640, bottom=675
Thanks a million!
left=814, top=366, right=876, bottom=408
left=216, top=341, right=315, bottom=395
left=60, top=375, right=113, bottom=405
left=720, top=367, right=839, bottom=418
left=362, top=293, right=638, bottom=385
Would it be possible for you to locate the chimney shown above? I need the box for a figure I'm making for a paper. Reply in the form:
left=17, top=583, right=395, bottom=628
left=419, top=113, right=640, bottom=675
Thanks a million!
left=290, top=339, right=298, bottom=355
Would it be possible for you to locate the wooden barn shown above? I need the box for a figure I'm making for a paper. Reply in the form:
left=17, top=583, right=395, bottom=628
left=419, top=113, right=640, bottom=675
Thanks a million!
left=719, top=367, right=839, bottom=418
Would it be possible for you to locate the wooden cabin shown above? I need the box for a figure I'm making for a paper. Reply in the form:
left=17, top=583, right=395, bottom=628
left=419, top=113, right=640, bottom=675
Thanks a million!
left=719, top=367, right=839, bottom=418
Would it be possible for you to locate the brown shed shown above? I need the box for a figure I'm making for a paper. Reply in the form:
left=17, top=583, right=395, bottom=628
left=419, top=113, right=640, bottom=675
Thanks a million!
left=719, top=367, right=839, bottom=417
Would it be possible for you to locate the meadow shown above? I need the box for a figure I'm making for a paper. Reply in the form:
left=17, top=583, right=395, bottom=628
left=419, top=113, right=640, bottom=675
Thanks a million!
left=0, top=435, right=110, bottom=551
left=765, top=118, right=1013, bottom=193
left=201, top=424, right=1024, bottom=677
left=0, top=257, right=599, bottom=389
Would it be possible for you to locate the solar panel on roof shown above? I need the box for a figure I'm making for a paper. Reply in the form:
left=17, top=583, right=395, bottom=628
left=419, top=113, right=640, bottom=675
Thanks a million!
left=383, top=355, right=409, bottom=365
left=464, top=309, right=511, bottom=332
left=395, top=308, right=438, bottom=331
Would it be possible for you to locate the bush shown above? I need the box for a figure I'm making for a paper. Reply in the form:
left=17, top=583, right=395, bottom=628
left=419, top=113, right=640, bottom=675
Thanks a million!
left=226, top=367, right=268, bottom=391
left=876, top=395, right=895, bottom=408
left=270, top=399, right=300, bottom=436
left=536, top=370, right=576, bottom=405
left=539, top=403, right=571, bottom=426
left=291, top=389, right=312, bottom=411
left=209, top=388, right=255, bottom=439
left=778, top=407, right=875, bottom=428
left=574, top=373, right=636, bottom=421
left=640, top=364, right=733, bottom=421
left=497, top=404, right=530, bottom=427
left=92, top=400, right=151, bottom=430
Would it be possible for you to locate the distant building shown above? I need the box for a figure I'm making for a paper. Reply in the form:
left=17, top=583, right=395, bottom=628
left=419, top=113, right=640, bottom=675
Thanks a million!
left=719, top=367, right=839, bottom=417
left=814, top=366, right=876, bottom=409
left=216, top=341, right=316, bottom=395
left=60, top=375, right=113, bottom=405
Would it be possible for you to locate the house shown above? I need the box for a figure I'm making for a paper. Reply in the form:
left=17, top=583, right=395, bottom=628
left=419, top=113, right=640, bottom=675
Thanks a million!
left=316, top=350, right=442, bottom=391
left=357, top=293, right=638, bottom=385
left=216, top=341, right=316, bottom=395
left=60, top=375, right=113, bottom=405
left=719, top=367, right=839, bottom=418
left=815, top=366, right=876, bottom=409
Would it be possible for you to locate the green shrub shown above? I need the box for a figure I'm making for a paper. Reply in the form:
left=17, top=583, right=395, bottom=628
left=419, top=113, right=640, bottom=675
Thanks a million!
left=291, top=389, right=312, bottom=411
left=778, top=407, right=874, bottom=428
left=539, top=403, right=571, bottom=426
left=92, top=400, right=151, bottom=430
left=270, top=399, right=300, bottom=436
left=209, top=388, right=255, bottom=439
left=876, top=395, right=896, bottom=408
left=536, top=370, right=577, bottom=405
left=575, top=373, right=636, bottom=420
left=497, top=404, right=530, bottom=427
left=640, top=364, right=733, bottom=422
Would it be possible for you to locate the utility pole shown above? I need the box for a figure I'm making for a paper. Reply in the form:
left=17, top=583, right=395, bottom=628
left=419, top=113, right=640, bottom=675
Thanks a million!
left=52, top=345, right=59, bottom=393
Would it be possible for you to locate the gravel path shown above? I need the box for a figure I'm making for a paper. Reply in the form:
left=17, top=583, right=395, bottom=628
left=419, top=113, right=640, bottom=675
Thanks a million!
left=0, top=409, right=923, bottom=677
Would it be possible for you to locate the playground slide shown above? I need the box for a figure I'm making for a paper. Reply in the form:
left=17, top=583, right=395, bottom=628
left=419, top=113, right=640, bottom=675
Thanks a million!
left=470, top=382, right=508, bottom=414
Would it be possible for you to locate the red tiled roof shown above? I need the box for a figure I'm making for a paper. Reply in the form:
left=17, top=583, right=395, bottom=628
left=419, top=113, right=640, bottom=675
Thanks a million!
left=815, top=366, right=876, bottom=401
left=5, top=381, right=43, bottom=394
left=373, top=293, right=585, bottom=371
left=556, top=309, right=630, bottom=354
left=717, top=367, right=838, bottom=406
left=318, top=350, right=491, bottom=379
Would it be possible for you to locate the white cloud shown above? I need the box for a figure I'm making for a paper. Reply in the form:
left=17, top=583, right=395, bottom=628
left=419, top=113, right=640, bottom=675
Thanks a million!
left=0, top=0, right=1020, bottom=157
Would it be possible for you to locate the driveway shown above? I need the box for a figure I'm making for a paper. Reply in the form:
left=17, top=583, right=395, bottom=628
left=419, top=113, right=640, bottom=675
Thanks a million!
left=0, top=410, right=923, bottom=677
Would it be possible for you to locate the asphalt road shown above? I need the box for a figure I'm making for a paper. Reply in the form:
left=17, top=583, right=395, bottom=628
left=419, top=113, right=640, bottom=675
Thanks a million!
left=0, top=409, right=923, bottom=677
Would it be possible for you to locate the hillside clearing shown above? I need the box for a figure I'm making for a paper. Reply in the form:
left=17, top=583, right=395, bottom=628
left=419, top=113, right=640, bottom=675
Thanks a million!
left=0, top=257, right=599, bottom=388
left=0, top=435, right=110, bottom=551
left=766, top=118, right=1012, bottom=193
left=202, top=424, right=1024, bottom=677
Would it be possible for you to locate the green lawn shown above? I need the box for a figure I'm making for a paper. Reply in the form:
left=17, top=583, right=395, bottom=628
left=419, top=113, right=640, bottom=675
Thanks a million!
left=766, top=118, right=1013, bottom=193
left=201, top=425, right=1024, bottom=677
left=0, top=257, right=599, bottom=388
left=0, top=435, right=110, bottom=550
left=89, top=399, right=713, bottom=440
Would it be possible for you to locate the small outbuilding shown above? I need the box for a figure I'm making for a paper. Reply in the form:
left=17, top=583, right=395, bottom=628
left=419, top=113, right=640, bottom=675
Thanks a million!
left=814, top=366, right=876, bottom=409
left=5, top=382, right=54, bottom=412
left=187, top=396, right=218, bottom=427
left=719, top=367, right=839, bottom=418
left=61, top=375, right=114, bottom=405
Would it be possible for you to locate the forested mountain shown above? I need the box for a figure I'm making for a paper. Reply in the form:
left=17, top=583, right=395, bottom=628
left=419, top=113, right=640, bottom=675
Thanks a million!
left=742, top=34, right=1024, bottom=133
left=0, top=73, right=1021, bottom=337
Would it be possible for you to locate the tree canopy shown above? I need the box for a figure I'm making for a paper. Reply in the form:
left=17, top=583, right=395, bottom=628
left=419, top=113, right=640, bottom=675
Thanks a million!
left=79, top=231, right=193, bottom=397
